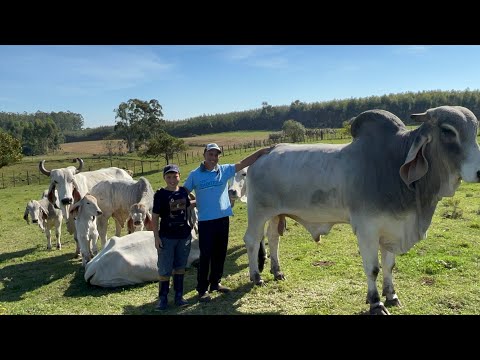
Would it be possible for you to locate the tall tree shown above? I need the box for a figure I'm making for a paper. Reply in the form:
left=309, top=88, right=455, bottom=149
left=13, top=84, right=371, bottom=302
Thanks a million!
left=0, top=130, right=22, bottom=168
left=114, top=99, right=165, bottom=153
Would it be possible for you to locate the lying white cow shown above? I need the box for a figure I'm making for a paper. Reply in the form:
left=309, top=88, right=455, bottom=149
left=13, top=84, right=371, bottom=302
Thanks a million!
left=84, top=230, right=200, bottom=287
left=244, top=106, right=480, bottom=315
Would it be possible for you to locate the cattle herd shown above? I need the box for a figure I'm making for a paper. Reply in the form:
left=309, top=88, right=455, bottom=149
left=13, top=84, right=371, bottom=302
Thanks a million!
left=23, top=105, right=480, bottom=315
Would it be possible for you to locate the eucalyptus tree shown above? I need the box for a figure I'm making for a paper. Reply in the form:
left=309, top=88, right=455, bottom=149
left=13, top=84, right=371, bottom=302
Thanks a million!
left=114, top=99, right=165, bottom=153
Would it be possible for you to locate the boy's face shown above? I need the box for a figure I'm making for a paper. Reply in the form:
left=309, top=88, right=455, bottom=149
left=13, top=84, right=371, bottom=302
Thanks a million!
left=164, top=172, right=180, bottom=187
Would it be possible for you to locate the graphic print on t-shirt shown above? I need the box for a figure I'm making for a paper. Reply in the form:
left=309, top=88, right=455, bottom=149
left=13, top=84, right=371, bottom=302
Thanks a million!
left=168, top=195, right=187, bottom=226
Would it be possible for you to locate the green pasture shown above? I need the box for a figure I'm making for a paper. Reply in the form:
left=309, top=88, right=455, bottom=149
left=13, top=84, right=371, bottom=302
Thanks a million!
left=1, top=138, right=480, bottom=315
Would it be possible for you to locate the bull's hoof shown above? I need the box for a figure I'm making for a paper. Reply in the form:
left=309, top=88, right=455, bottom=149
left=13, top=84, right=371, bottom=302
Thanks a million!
left=74, top=253, right=81, bottom=259
left=47, top=247, right=52, bottom=251
left=274, top=272, right=285, bottom=281
left=251, top=273, right=264, bottom=286
left=369, top=302, right=391, bottom=315
left=56, top=245, right=61, bottom=250
left=385, top=297, right=402, bottom=307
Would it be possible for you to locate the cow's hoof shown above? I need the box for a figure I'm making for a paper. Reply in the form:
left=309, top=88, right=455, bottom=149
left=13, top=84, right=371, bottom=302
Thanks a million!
left=369, top=302, right=391, bottom=315
left=273, top=272, right=285, bottom=281
left=74, top=253, right=81, bottom=259
left=47, top=247, right=52, bottom=251
left=56, top=245, right=61, bottom=250
left=385, top=297, right=402, bottom=307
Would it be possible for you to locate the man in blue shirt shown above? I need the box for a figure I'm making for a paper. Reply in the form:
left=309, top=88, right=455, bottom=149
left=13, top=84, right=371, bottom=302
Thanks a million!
left=184, top=143, right=272, bottom=302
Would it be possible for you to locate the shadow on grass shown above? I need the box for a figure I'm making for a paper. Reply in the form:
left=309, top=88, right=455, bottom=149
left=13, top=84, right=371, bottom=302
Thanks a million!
left=122, top=281, right=280, bottom=315
left=0, top=252, right=82, bottom=302
left=0, top=247, right=37, bottom=263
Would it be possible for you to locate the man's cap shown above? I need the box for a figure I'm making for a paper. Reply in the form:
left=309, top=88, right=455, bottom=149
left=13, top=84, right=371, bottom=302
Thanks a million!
left=204, top=143, right=222, bottom=153
left=163, top=164, right=180, bottom=175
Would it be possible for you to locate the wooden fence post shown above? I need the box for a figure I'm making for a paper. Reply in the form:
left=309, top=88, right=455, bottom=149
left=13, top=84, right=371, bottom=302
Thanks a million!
left=27, top=170, right=30, bottom=185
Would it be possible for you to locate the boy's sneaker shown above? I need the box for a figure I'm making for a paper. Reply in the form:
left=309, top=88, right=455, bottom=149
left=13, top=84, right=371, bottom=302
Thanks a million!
left=209, top=283, right=231, bottom=293
left=198, top=291, right=211, bottom=303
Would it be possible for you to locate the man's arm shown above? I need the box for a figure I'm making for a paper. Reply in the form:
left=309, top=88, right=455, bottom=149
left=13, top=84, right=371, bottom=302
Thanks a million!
left=235, top=146, right=274, bottom=172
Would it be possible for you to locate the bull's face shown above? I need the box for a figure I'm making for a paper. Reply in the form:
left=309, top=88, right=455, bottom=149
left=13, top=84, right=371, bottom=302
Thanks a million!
left=47, top=169, right=83, bottom=220
left=228, top=167, right=248, bottom=207
left=127, top=204, right=151, bottom=232
left=39, top=158, right=83, bottom=220
left=24, top=201, right=46, bottom=231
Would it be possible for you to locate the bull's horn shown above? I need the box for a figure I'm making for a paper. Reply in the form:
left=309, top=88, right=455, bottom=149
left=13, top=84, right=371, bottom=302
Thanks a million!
left=410, top=111, right=430, bottom=122
left=39, top=160, right=51, bottom=176
left=74, top=158, right=84, bottom=174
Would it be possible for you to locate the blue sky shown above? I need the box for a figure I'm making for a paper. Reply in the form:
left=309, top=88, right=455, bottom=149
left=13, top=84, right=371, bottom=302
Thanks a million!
left=1, top=45, right=479, bottom=129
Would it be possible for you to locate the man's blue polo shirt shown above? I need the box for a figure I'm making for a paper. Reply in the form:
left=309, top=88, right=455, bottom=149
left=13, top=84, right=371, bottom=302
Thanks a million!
left=183, top=163, right=236, bottom=221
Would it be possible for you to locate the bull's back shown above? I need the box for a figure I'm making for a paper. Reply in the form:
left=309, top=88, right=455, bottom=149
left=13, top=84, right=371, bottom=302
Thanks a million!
left=84, top=168, right=133, bottom=189
left=248, top=143, right=349, bottom=211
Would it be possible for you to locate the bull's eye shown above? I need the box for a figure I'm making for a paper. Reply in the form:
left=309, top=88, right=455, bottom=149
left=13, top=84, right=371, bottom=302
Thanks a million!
left=242, top=173, right=246, bottom=177
left=440, top=126, right=457, bottom=140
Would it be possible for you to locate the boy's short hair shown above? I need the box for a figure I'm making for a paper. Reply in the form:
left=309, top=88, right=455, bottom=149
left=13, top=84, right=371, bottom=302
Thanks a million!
left=204, top=143, right=222, bottom=154
left=163, top=164, right=180, bottom=176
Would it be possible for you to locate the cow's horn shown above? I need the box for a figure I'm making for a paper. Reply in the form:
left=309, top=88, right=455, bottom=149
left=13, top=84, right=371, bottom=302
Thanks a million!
left=410, top=111, right=430, bottom=123
left=74, top=158, right=84, bottom=174
left=39, top=160, right=51, bottom=176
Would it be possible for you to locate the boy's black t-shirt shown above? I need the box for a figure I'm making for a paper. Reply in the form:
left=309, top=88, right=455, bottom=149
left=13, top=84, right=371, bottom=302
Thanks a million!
left=152, top=186, right=191, bottom=239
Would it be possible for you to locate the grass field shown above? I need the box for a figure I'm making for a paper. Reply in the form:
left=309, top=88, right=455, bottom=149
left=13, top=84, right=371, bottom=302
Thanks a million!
left=1, top=132, right=480, bottom=315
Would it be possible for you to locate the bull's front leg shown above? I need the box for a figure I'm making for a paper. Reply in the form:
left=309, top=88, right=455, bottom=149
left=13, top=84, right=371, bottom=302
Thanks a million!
left=267, top=216, right=285, bottom=281
left=55, top=226, right=62, bottom=250
left=356, top=229, right=390, bottom=315
left=74, top=228, right=81, bottom=258
left=380, top=246, right=401, bottom=307
left=96, top=215, right=109, bottom=250
left=244, top=228, right=265, bottom=286
left=45, top=228, right=52, bottom=250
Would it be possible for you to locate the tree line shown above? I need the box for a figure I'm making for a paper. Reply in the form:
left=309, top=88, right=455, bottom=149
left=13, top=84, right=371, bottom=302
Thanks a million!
left=1, top=89, right=480, bottom=169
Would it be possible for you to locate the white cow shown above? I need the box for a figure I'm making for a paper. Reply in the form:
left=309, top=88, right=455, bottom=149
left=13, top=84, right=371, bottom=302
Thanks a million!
left=69, top=194, right=103, bottom=267
left=244, top=106, right=480, bottom=315
left=23, top=190, right=63, bottom=250
left=84, top=216, right=200, bottom=288
left=39, top=158, right=133, bottom=255
left=90, top=176, right=154, bottom=248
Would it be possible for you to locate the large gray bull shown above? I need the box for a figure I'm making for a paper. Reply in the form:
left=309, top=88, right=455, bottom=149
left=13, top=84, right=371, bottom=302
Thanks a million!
left=243, top=106, right=480, bottom=315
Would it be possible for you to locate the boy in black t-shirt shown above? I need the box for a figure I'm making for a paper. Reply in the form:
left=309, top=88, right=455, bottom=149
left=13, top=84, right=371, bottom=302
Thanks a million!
left=152, top=164, right=194, bottom=311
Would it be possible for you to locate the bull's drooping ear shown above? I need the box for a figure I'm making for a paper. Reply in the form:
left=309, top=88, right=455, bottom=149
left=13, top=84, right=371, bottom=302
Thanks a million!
left=48, top=183, right=57, bottom=208
left=40, top=206, right=49, bottom=221
left=144, top=212, right=154, bottom=231
left=127, top=217, right=134, bottom=234
left=410, top=111, right=431, bottom=123
left=399, top=134, right=431, bottom=189
left=71, top=178, right=82, bottom=203
left=23, top=208, right=30, bottom=223
left=240, top=195, right=248, bottom=203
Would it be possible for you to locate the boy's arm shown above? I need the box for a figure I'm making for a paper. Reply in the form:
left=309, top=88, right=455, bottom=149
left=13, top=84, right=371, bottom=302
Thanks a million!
left=235, top=146, right=275, bottom=172
left=152, top=212, right=162, bottom=250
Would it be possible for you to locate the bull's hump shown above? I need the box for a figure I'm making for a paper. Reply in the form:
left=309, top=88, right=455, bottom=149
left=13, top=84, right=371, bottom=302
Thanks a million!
left=351, top=109, right=406, bottom=139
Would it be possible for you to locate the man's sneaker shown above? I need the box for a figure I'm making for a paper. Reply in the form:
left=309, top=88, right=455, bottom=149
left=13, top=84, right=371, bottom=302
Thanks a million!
left=198, top=291, right=211, bottom=303
left=209, top=283, right=231, bottom=293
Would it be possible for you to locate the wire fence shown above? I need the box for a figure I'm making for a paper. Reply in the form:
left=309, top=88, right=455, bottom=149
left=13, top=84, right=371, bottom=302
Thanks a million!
left=0, top=132, right=347, bottom=189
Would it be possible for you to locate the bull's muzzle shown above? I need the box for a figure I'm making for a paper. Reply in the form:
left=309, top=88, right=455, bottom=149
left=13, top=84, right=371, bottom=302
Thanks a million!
left=228, top=189, right=238, bottom=197
left=134, top=220, right=142, bottom=225
left=61, top=198, right=73, bottom=205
